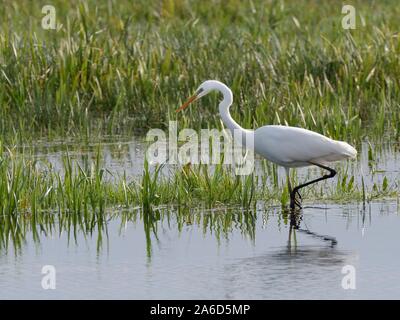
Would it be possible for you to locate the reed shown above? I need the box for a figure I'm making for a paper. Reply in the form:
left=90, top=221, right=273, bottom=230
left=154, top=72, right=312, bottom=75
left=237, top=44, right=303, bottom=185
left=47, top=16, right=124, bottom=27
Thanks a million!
left=0, top=0, right=399, bottom=144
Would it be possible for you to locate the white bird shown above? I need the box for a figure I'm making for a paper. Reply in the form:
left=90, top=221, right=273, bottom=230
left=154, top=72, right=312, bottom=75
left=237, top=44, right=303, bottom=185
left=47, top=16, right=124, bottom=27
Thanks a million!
left=176, top=80, right=357, bottom=209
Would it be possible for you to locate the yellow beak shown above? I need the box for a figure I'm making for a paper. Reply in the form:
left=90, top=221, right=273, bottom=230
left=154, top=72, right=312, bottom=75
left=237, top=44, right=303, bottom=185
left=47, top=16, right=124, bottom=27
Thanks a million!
left=176, top=94, right=198, bottom=113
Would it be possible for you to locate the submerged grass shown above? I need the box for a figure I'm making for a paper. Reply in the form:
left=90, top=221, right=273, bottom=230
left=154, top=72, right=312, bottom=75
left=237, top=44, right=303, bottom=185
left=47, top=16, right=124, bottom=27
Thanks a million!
left=0, top=0, right=400, bottom=142
left=0, top=146, right=397, bottom=219
left=0, top=143, right=398, bottom=255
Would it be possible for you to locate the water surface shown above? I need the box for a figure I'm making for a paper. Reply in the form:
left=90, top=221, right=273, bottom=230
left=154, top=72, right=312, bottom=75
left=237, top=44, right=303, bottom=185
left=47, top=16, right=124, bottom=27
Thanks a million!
left=1, top=136, right=399, bottom=299
left=1, top=201, right=399, bottom=299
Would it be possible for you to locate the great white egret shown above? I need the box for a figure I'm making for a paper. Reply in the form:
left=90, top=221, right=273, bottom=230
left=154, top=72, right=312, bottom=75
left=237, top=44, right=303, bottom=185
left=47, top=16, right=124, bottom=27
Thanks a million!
left=176, top=80, right=357, bottom=209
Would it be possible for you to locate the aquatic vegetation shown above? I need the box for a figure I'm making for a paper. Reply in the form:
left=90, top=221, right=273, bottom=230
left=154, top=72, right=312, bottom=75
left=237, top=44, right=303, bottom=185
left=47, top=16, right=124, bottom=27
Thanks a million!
left=0, top=145, right=397, bottom=218
left=0, top=0, right=399, bottom=143
left=0, top=140, right=398, bottom=256
left=0, top=0, right=399, bottom=258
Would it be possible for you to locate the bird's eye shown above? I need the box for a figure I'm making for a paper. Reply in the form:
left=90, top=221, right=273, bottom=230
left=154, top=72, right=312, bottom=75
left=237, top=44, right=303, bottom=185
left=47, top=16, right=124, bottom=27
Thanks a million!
left=196, top=88, right=204, bottom=95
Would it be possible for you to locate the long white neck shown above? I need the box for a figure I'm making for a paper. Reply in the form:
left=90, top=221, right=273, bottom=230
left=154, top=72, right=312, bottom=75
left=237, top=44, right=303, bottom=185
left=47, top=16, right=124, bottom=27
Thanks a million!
left=214, top=82, right=254, bottom=149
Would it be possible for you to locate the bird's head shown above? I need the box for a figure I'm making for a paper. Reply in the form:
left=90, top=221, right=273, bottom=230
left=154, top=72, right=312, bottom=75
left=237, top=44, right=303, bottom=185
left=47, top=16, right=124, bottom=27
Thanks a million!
left=176, top=80, right=223, bottom=112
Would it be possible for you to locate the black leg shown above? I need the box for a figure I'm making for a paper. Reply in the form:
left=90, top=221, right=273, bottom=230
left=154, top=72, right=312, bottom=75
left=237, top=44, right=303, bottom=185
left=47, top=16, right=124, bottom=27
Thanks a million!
left=290, top=163, right=337, bottom=210
left=290, top=190, right=301, bottom=210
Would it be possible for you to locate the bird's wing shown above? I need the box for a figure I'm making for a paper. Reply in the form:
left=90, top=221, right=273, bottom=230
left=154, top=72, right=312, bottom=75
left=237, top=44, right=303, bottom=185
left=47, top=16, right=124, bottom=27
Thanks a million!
left=254, top=125, right=356, bottom=165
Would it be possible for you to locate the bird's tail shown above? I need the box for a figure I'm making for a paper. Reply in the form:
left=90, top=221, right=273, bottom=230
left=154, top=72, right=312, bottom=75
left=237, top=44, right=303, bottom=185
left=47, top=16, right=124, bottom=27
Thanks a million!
left=336, top=141, right=357, bottom=159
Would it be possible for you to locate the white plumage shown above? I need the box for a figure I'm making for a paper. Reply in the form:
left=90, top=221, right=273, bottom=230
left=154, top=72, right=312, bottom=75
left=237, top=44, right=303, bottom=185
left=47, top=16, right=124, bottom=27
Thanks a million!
left=254, top=125, right=357, bottom=167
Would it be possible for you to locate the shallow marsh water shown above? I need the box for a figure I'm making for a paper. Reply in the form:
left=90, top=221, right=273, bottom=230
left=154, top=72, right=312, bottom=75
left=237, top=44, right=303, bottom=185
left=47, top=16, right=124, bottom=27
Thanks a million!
left=1, top=136, right=399, bottom=299
left=16, top=136, right=400, bottom=189
left=0, top=201, right=399, bottom=299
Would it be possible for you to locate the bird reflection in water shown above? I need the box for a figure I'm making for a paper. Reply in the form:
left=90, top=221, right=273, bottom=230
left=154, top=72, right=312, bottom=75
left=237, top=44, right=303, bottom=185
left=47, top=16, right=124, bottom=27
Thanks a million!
left=286, top=208, right=338, bottom=252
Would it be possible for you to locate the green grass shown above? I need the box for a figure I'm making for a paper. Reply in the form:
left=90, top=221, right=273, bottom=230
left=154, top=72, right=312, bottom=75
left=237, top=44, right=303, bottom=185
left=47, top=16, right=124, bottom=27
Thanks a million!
left=1, top=1, right=400, bottom=253
left=0, top=0, right=400, bottom=143
left=0, top=146, right=396, bottom=218
left=0, top=143, right=398, bottom=255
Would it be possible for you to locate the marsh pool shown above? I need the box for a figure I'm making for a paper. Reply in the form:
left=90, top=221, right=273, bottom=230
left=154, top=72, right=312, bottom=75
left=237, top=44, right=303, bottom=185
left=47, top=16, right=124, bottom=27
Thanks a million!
left=0, top=200, right=399, bottom=299
left=1, top=138, right=399, bottom=299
